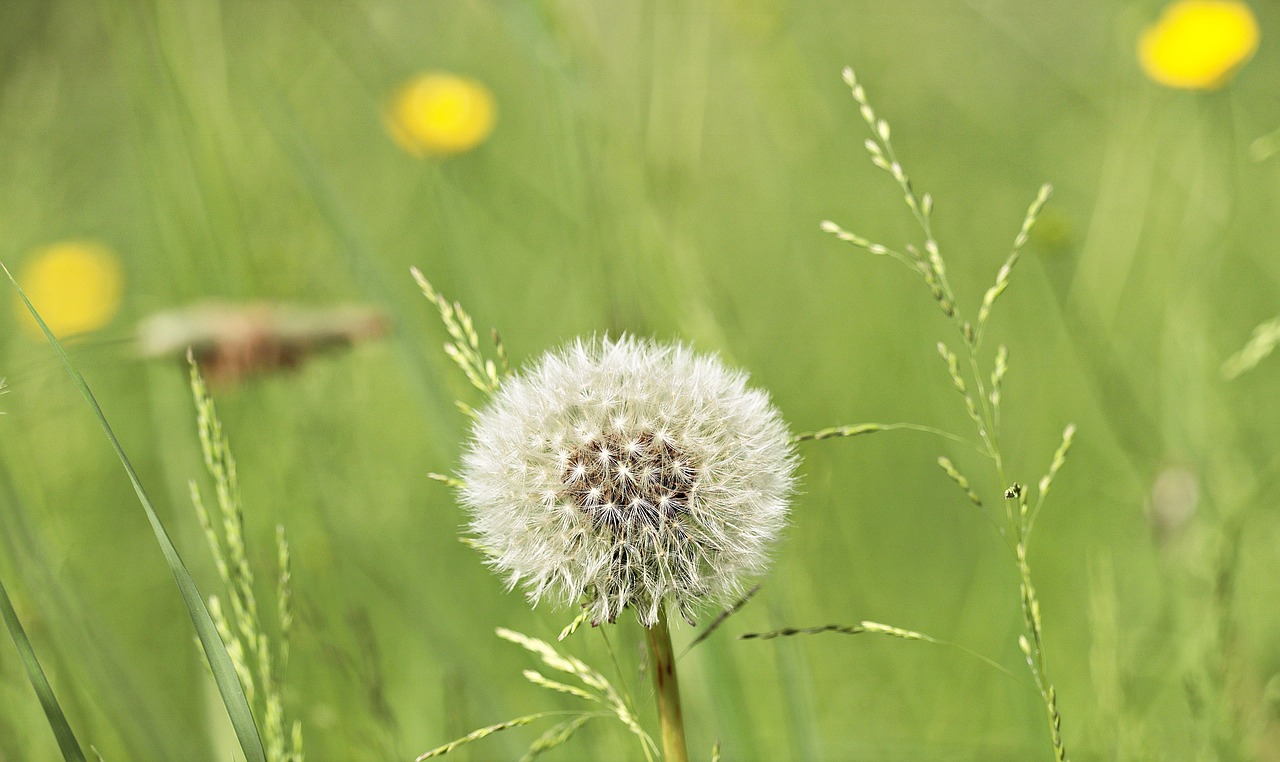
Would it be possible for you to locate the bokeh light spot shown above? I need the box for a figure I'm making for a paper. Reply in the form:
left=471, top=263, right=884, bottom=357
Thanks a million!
left=15, top=240, right=123, bottom=338
left=1139, top=0, right=1259, bottom=89
left=386, top=72, right=496, bottom=157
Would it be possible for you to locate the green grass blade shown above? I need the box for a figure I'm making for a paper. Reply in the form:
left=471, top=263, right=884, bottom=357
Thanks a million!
left=2, top=263, right=267, bottom=762
left=0, top=572, right=87, bottom=761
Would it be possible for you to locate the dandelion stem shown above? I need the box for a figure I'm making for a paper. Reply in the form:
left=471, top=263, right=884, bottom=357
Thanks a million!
left=645, top=608, right=688, bottom=762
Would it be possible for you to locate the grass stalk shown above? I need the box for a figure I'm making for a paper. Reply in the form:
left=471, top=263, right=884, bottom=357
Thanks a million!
left=645, top=608, right=688, bottom=762
left=823, top=68, right=1073, bottom=760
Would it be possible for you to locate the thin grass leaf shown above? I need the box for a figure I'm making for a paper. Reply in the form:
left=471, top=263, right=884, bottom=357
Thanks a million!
left=518, top=715, right=593, bottom=762
left=0, top=572, right=87, bottom=762
left=414, top=713, right=557, bottom=761
left=1222, top=315, right=1280, bottom=379
left=3, top=263, right=267, bottom=762
left=682, top=584, right=760, bottom=655
left=740, top=620, right=1015, bottom=678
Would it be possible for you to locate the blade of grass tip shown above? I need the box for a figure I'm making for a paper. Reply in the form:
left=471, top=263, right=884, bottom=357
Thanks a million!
left=0, top=572, right=87, bottom=761
left=2, top=263, right=267, bottom=762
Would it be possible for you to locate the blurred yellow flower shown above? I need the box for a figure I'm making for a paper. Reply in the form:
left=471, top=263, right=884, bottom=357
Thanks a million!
left=1139, top=0, right=1259, bottom=89
left=15, top=241, right=123, bottom=337
left=386, top=73, right=496, bottom=157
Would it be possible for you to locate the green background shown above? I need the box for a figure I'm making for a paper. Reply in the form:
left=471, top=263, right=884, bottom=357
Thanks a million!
left=2, top=1, right=1279, bottom=759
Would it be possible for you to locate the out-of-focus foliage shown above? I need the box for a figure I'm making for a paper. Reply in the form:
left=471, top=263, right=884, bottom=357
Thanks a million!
left=2, top=1, right=1279, bottom=760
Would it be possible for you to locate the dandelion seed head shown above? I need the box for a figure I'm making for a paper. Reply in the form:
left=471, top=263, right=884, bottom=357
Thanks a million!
left=461, top=336, right=795, bottom=627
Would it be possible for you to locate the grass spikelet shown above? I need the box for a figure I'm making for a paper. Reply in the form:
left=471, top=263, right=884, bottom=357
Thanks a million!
left=741, top=620, right=1015, bottom=678
left=275, top=526, right=293, bottom=666
left=937, top=343, right=984, bottom=432
left=793, top=422, right=884, bottom=442
left=1222, top=315, right=1280, bottom=379
left=857, top=620, right=939, bottom=643
left=815, top=68, right=1074, bottom=759
left=558, top=611, right=590, bottom=642
left=740, top=620, right=940, bottom=644
left=1031, top=424, right=1077, bottom=532
left=990, top=345, right=1009, bottom=423
left=518, top=715, right=593, bottom=762
left=936, top=457, right=983, bottom=508
left=189, top=357, right=303, bottom=762
left=411, top=267, right=505, bottom=394
left=414, top=713, right=555, bottom=761
left=426, top=472, right=465, bottom=490
left=976, top=184, right=1053, bottom=345
left=793, top=422, right=979, bottom=451
left=496, top=628, right=604, bottom=688
left=522, top=670, right=602, bottom=703
left=739, top=622, right=870, bottom=640
left=486, top=630, right=655, bottom=758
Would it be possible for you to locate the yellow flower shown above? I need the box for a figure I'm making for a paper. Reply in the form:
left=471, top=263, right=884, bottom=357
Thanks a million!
left=386, top=73, right=496, bottom=157
left=15, top=241, right=123, bottom=337
left=1139, top=0, right=1260, bottom=89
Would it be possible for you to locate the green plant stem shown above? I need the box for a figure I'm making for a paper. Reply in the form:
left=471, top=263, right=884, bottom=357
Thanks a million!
left=645, top=609, right=688, bottom=762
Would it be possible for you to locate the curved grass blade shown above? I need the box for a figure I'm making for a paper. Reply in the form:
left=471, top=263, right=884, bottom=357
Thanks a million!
left=3, top=263, right=267, bottom=762
left=0, top=572, right=87, bottom=761
left=681, top=584, right=760, bottom=657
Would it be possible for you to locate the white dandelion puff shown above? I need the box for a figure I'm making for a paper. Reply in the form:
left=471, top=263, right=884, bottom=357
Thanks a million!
left=461, top=335, right=796, bottom=627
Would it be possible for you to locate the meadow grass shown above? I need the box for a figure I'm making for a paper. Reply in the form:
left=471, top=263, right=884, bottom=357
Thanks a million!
left=2, top=2, right=1280, bottom=760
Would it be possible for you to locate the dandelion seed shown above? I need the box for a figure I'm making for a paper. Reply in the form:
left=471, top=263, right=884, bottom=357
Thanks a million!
left=14, top=241, right=122, bottom=338
left=1139, top=0, right=1259, bottom=89
left=461, top=336, right=795, bottom=627
left=386, top=72, right=496, bottom=157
